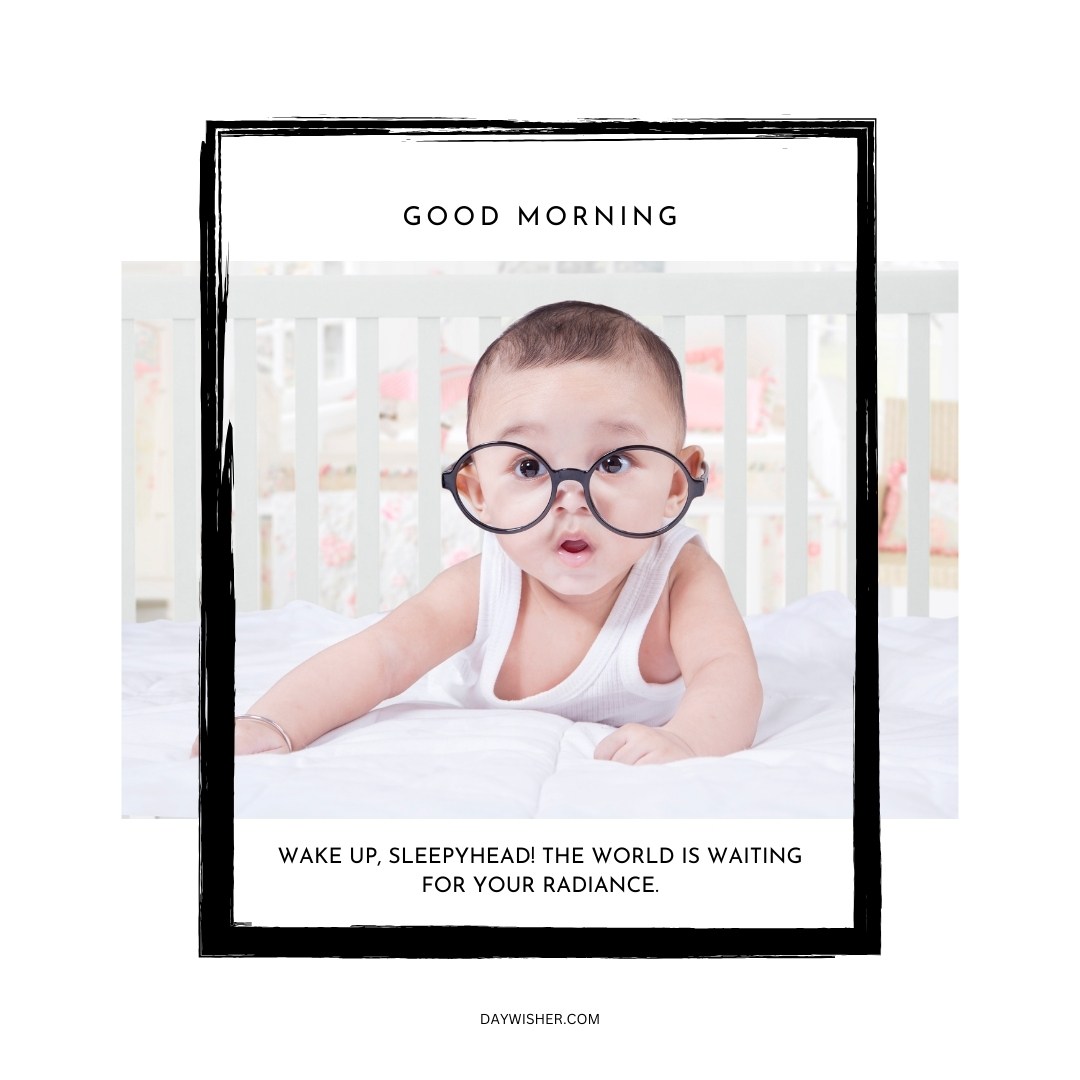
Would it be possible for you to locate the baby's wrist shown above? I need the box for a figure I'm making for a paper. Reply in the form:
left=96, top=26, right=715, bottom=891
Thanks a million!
left=236, top=713, right=294, bottom=753
left=661, top=726, right=697, bottom=756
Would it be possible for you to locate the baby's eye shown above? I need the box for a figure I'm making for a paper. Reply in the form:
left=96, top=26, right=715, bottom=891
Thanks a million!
left=597, top=453, right=632, bottom=476
left=513, top=457, right=547, bottom=480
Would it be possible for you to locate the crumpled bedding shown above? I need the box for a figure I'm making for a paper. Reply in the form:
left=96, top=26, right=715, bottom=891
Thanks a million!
left=121, top=592, right=957, bottom=818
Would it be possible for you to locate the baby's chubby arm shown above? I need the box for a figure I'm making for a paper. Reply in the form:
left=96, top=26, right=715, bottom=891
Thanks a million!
left=191, top=556, right=481, bottom=755
left=594, top=543, right=762, bottom=764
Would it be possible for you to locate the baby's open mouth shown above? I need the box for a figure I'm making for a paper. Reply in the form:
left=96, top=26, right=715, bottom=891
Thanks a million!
left=560, top=538, right=590, bottom=554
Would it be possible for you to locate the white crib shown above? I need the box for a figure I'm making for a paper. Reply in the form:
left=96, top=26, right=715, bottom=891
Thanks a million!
left=120, top=268, right=958, bottom=623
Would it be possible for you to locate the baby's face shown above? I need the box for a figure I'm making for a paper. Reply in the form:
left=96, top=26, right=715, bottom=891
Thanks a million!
left=466, top=358, right=703, bottom=601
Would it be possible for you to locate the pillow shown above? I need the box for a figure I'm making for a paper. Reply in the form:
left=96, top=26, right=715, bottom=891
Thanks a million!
left=878, top=460, right=958, bottom=555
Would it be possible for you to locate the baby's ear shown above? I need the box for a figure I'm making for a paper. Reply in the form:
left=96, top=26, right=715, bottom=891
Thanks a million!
left=679, top=444, right=706, bottom=479
left=455, top=464, right=485, bottom=514
left=665, top=445, right=705, bottom=512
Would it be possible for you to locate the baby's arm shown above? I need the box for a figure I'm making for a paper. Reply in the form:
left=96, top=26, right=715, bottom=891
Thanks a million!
left=192, top=556, right=481, bottom=755
left=594, top=543, right=762, bottom=764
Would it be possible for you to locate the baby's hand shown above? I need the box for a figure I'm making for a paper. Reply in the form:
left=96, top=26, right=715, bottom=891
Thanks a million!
left=189, top=717, right=292, bottom=758
left=593, top=723, right=695, bottom=765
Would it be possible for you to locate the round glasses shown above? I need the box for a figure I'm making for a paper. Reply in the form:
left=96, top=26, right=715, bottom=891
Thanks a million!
left=441, top=442, right=708, bottom=538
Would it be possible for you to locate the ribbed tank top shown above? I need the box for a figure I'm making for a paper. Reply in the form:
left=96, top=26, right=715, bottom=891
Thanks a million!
left=447, top=524, right=700, bottom=727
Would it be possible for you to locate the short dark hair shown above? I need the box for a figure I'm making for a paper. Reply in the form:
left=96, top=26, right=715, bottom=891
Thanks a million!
left=467, top=301, right=686, bottom=441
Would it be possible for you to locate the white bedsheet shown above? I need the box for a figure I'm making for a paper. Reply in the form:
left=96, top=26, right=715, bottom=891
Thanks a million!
left=121, top=592, right=957, bottom=818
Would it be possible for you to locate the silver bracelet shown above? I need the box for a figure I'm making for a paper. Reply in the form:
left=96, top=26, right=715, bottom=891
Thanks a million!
left=236, top=713, right=294, bottom=752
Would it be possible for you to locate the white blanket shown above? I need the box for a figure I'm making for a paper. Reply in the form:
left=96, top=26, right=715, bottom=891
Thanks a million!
left=121, top=592, right=957, bottom=818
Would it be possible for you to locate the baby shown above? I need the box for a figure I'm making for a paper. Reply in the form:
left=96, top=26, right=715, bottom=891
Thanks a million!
left=211, top=301, right=762, bottom=765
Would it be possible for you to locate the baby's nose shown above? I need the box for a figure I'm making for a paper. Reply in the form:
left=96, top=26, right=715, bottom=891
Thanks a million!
left=553, top=478, right=589, bottom=511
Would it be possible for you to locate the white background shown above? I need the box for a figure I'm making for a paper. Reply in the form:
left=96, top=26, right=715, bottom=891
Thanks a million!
left=7, top=2, right=1075, bottom=1076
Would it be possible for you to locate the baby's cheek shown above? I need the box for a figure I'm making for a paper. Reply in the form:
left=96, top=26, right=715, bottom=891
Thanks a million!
left=496, top=534, right=528, bottom=561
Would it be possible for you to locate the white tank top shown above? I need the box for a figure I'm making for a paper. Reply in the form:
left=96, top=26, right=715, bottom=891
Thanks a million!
left=443, top=524, right=701, bottom=727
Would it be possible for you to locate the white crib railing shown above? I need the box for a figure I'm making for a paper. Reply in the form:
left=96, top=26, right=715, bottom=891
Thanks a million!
left=120, top=269, right=958, bottom=622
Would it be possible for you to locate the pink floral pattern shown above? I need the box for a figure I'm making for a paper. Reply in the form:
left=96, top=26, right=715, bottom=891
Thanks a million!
left=267, top=487, right=481, bottom=614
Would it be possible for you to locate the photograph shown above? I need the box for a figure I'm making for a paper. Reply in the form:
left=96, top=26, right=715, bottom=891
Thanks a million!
left=121, top=258, right=957, bottom=824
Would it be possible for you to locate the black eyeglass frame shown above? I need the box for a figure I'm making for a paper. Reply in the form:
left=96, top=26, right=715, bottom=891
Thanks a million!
left=440, top=441, right=709, bottom=539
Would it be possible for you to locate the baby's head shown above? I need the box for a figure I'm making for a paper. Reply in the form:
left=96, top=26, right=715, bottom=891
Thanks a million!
left=455, top=302, right=703, bottom=595
left=466, top=301, right=687, bottom=449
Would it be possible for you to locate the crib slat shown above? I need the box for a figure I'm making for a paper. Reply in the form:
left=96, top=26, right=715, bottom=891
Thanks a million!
left=172, top=319, right=199, bottom=621
left=724, top=315, right=748, bottom=613
left=418, top=317, right=443, bottom=587
left=295, top=318, right=319, bottom=603
left=233, top=319, right=259, bottom=611
left=122, top=319, right=136, bottom=622
left=355, top=318, right=381, bottom=614
left=907, top=314, right=931, bottom=615
left=846, top=314, right=858, bottom=603
left=785, top=315, right=809, bottom=603
left=663, top=315, right=686, bottom=374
